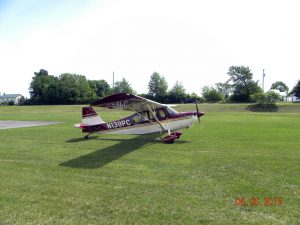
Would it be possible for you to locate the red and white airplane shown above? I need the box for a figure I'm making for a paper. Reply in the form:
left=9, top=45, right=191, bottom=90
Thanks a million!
left=74, top=93, right=205, bottom=143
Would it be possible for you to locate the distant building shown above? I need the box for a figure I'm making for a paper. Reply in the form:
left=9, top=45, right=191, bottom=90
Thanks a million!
left=271, top=90, right=287, bottom=101
left=285, top=94, right=300, bottom=102
left=270, top=90, right=300, bottom=102
left=0, top=94, right=24, bottom=105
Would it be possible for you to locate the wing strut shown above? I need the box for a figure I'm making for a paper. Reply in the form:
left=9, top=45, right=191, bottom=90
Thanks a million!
left=146, top=104, right=166, bottom=132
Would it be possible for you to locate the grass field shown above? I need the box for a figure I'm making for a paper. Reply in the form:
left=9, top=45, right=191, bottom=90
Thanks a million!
left=0, top=103, right=299, bottom=224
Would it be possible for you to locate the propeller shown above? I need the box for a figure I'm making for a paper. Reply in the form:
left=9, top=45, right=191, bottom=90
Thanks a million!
left=195, top=100, right=205, bottom=126
left=195, top=101, right=200, bottom=125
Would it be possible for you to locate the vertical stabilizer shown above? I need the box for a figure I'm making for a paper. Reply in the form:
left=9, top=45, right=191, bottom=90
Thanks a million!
left=82, top=106, right=105, bottom=125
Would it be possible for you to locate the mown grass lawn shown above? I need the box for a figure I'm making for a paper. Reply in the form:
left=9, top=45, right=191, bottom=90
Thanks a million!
left=0, top=103, right=299, bottom=224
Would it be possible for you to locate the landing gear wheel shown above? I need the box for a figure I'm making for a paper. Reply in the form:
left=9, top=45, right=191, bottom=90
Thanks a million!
left=171, top=131, right=183, bottom=139
left=161, top=134, right=177, bottom=144
left=84, top=133, right=91, bottom=139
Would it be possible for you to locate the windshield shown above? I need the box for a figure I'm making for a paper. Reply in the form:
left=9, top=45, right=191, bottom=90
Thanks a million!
left=166, top=106, right=178, bottom=115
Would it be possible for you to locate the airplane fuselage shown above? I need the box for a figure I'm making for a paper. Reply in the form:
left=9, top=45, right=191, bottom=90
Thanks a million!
left=80, top=108, right=197, bottom=135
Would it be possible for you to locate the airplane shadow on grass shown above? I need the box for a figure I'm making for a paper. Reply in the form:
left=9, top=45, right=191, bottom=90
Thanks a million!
left=61, top=134, right=189, bottom=169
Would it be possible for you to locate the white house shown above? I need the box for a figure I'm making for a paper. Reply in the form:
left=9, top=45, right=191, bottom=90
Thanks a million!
left=285, top=94, right=300, bottom=102
left=0, top=94, right=24, bottom=105
left=271, top=90, right=287, bottom=101
left=271, top=90, right=300, bottom=102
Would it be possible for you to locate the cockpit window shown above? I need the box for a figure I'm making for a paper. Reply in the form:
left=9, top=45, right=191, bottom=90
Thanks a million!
left=133, top=111, right=150, bottom=123
left=141, top=112, right=149, bottom=121
left=132, top=114, right=142, bottom=123
left=166, top=106, right=178, bottom=115
left=156, top=109, right=166, bottom=119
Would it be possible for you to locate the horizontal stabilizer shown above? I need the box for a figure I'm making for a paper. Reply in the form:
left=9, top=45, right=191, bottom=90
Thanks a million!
left=74, top=123, right=81, bottom=128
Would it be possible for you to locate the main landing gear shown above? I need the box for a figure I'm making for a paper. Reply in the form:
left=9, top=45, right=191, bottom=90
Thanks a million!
left=161, top=131, right=183, bottom=144
left=84, top=133, right=92, bottom=139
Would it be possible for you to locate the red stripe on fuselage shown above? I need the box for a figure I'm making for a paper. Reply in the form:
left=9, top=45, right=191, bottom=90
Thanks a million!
left=170, top=112, right=195, bottom=119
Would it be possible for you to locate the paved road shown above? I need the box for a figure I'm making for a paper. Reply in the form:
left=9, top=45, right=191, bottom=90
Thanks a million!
left=0, top=121, right=62, bottom=129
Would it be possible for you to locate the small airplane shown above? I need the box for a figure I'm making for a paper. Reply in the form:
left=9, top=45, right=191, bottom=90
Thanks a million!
left=74, top=93, right=205, bottom=143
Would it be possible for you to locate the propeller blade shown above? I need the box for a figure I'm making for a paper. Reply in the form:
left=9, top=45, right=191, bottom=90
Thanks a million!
left=195, top=101, right=201, bottom=126
left=195, top=101, right=199, bottom=114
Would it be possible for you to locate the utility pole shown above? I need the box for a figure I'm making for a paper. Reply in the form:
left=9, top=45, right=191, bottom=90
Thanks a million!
left=262, top=69, right=266, bottom=92
left=112, top=72, right=115, bottom=94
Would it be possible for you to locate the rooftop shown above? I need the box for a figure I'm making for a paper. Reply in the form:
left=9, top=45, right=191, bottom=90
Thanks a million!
left=0, top=94, right=22, bottom=98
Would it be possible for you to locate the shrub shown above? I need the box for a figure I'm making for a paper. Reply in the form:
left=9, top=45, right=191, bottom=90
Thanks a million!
left=248, top=91, right=281, bottom=112
left=202, top=86, right=224, bottom=103
left=251, top=91, right=281, bottom=105
left=8, top=101, right=15, bottom=106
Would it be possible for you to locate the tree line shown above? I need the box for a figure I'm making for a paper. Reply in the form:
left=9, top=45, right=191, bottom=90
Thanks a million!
left=27, top=69, right=199, bottom=104
left=26, top=67, right=300, bottom=105
left=199, top=66, right=299, bottom=103
left=28, top=69, right=131, bottom=104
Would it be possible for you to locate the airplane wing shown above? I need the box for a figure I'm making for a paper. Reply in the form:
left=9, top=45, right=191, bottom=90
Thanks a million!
left=90, top=93, right=167, bottom=112
left=91, top=93, right=171, bottom=131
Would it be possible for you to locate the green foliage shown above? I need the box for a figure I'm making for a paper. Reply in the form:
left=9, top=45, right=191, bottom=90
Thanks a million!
left=184, top=92, right=204, bottom=103
left=251, top=92, right=266, bottom=104
left=201, top=86, right=224, bottom=102
left=88, top=80, right=111, bottom=99
left=34, top=69, right=48, bottom=76
left=266, top=91, right=282, bottom=103
left=249, top=91, right=281, bottom=111
left=29, top=73, right=58, bottom=103
left=18, top=96, right=26, bottom=105
left=57, top=73, right=92, bottom=104
left=270, top=81, right=289, bottom=93
left=113, top=78, right=135, bottom=94
left=8, top=100, right=14, bottom=106
left=227, top=66, right=262, bottom=102
left=168, top=81, right=186, bottom=103
left=290, top=80, right=300, bottom=98
left=148, top=72, right=168, bottom=102
left=251, top=91, right=281, bottom=104
left=215, top=82, right=232, bottom=99
left=29, top=71, right=92, bottom=104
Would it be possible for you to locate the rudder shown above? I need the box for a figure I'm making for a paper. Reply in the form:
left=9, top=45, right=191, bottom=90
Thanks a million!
left=82, top=106, right=105, bottom=125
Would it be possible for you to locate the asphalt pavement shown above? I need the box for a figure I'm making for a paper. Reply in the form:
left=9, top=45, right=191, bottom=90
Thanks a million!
left=0, top=121, right=62, bottom=129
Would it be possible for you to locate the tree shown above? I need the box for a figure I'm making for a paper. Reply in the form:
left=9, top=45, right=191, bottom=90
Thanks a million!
left=88, top=80, right=111, bottom=99
left=18, top=96, right=26, bottom=105
left=148, top=72, right=168, bottom=102
left=270, top=81, right=289, bottom=94
left=29, top=71, right=93, bottom=104
left=188, top=92, right=204, bottom=103
left=215, top=82, right=232, bottom=99
left=114, top=78, right=135, bottom=94
left=290, top=80, right=300, bottom=98
left=201, top=86, right=224, bottom=102
left=168, top=81, right=186, bottom=103
left=29, top=70, right=57, bottom=104
left=227, top=66, right=262, bottom=102
left=41, top=76, right=59, bottom=104
left=57, top=73, right=92, bottom=104
left=34, top=69, right=48, bottom=76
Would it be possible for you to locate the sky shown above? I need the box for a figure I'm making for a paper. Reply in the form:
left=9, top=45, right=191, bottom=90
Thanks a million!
left=0, top=0, right=299, bottom=97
